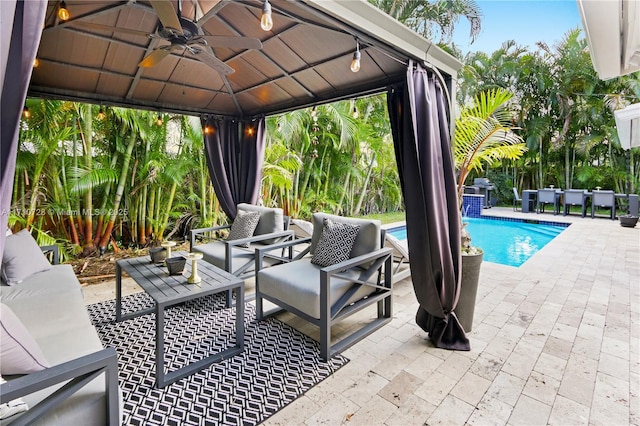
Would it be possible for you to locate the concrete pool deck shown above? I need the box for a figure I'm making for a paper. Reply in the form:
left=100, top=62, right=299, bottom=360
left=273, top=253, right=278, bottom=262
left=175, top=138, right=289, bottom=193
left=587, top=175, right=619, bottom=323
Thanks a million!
left=83, top=207, right=639, bottom=425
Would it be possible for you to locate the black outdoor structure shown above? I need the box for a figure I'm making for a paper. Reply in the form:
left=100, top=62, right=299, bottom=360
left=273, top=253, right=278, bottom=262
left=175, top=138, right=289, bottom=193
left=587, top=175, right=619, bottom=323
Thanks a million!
left=2, top=0, right=469, bottom=364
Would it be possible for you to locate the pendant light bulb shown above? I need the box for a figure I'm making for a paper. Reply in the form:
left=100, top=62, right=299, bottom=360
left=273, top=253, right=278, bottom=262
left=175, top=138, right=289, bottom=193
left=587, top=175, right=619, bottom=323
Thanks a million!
left=350, top=41, right=361, bottom=73
left=23, top=106, right=31, bottom=119
left=97, top=108, right=105, bottom=120
left=33, top=58, right=40, bottom=68
left=261, top=0, right=273, bottom=31
left=352, top=106, right=359, bottom=119
left=58, top=1, right=70, bottom=21
left=156, top=115, right=163, bottom=126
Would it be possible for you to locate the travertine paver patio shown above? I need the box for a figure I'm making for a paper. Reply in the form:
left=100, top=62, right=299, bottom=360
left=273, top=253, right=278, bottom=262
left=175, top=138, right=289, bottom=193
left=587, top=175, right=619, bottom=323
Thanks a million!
left=83, top=207, right=639, bottom=425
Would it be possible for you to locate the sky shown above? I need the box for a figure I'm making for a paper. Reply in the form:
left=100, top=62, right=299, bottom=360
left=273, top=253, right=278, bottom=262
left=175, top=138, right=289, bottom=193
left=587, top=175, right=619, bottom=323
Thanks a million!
left=450, top=0, right=584, bottom=55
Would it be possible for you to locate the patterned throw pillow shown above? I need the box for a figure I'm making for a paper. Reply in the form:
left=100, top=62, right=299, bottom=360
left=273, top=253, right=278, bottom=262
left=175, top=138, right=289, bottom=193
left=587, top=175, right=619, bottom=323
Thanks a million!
left=311, top=218, right=360, bottom=267
left=227, top=210, right=261, bottom=248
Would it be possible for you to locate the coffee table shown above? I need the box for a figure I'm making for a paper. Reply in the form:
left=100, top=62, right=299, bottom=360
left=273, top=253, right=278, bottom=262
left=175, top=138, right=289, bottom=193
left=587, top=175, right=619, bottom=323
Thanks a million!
left=115, top=251, right=244, bottom=388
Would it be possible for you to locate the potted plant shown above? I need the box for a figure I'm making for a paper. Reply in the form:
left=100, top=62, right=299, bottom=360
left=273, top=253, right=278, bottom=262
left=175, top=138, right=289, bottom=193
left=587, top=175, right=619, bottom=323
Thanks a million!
left=452, top=88, right=527, bottom=331
left=619, top=214, right=639, bottom=228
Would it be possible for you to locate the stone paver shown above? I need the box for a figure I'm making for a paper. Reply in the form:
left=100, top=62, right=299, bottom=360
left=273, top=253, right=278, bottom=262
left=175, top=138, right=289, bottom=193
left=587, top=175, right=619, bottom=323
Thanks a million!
left=83, top=207, right=640, bottom=425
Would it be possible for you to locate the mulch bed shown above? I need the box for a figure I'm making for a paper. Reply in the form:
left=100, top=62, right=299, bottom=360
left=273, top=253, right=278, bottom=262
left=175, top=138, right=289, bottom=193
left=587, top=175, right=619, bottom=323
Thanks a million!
left=68, top=242, right=190, bottom=285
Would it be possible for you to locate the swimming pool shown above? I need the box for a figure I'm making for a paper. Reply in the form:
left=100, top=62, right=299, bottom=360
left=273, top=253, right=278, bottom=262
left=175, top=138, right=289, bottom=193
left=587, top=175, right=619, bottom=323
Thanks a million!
left=387, top=217, right=569, bottom=267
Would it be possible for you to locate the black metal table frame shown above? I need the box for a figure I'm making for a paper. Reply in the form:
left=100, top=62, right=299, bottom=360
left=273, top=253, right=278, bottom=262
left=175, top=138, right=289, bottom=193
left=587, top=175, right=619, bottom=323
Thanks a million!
left=115, top=254, right=244, bottom=388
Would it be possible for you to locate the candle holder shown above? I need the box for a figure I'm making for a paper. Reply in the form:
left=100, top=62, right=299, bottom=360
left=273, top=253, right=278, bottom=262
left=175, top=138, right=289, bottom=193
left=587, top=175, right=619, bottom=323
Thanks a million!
left=186, top=252, right=203, bottom=284
left=160, top=241, right=176, bottom=266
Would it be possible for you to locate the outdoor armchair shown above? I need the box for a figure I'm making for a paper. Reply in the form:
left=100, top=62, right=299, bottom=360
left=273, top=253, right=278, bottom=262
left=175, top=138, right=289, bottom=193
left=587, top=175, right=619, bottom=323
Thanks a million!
left=190, top=203, right=293, bottom=304
left=254, top=213, right=393, bottom=360
left=563, top=189, right=587, bottom=217
left=591, top=190, right=616, bottom=220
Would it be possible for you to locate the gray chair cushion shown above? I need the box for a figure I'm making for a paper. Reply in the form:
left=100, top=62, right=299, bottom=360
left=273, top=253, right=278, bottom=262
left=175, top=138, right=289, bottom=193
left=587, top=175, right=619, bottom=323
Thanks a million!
left=311, top=218, right=360, bottom=267
left=258, top=260, right=375, bottom=319
left=311, top=213, right=381, bottom=258
left=227, top=210, right=261, bottom=248
left=1, top=229, right=52, bottom=285
left=192, top=242, right=254, bottom=274
left=237, top=203, right=284, bottom=244
left=0, top=304, right=50, bottom=375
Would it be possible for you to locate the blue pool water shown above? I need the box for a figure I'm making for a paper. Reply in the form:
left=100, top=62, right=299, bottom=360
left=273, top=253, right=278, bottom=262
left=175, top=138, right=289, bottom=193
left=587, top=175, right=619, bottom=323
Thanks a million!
left=388, top=217, right=568, bottom=267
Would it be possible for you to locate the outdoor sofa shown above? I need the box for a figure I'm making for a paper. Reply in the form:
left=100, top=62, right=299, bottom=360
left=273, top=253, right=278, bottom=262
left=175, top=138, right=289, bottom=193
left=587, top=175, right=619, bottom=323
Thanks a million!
left=0, top=229, right=120, bottom=425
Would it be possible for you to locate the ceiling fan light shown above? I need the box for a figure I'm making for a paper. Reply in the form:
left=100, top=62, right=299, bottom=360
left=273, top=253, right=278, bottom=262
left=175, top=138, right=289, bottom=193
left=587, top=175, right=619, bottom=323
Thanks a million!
left=261, top=0, right=273, bottom=31
left=58, top=1, right=70, bottom=21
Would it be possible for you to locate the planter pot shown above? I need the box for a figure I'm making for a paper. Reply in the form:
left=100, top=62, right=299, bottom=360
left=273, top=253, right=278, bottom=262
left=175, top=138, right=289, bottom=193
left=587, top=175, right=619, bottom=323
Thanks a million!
left=456, top=251, right=483, bottom=333
left=149, top=247, right=167, bottom=264
left=620, top=215, right=638, bottom=228
left=165, top=256, right=187, bottom=275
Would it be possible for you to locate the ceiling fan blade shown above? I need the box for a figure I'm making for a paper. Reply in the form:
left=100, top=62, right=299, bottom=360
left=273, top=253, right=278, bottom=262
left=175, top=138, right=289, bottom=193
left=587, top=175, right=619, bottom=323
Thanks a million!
left=190, top=50, right=235, bottom=75
left=139, top=48, right=171, bottom=68
left=150, top=0, right=183, bottom=35
left=200, top=36, right=262, bottom=50
left=70, top=21, right=151, bottom=38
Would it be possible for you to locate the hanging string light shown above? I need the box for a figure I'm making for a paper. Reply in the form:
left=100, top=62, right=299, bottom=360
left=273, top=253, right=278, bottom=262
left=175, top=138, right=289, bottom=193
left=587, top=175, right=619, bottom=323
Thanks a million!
left=350, top=39, right=361, bottom=73
left=260, top=0, right=273, bottom=31
left=97, top=107, right=105, bottom=120
left=58, top=1, right=70, bottom=21
left=156, top=115, right=163, bottom=126
left=22, top=106, right=31, bottom=119
left=352, top=105, right=359, bottom=119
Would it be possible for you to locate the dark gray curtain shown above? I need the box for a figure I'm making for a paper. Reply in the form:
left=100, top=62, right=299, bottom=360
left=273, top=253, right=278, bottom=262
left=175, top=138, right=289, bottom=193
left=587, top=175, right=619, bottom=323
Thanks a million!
left=201, top=117, right=266, bottom=220
left=1, top=0, right=47, bottom=261
left=388, top=60, right=469, bottom=350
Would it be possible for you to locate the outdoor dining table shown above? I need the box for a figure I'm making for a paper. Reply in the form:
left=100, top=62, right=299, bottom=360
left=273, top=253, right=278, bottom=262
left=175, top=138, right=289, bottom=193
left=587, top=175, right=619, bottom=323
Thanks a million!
left=521, top=189, right=639, bottom=217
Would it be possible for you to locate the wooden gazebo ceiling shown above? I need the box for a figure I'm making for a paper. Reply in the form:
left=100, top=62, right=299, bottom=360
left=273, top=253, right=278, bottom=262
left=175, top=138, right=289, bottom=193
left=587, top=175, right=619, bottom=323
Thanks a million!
left=30, top=0, right=461, bottom=118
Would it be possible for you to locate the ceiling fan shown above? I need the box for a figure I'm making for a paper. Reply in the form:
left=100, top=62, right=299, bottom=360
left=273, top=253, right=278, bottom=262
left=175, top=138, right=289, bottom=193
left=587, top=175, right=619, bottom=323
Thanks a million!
left=74, top=0, right=262, bottom=75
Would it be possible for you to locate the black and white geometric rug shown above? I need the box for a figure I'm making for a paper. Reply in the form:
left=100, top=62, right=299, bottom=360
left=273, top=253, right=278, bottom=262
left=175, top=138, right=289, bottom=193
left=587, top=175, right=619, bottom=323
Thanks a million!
left=87, top=293, right=349, bottom=425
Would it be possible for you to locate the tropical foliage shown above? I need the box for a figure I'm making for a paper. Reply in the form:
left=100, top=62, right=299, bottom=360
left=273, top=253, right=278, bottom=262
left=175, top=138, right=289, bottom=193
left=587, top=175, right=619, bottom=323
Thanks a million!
left=454, top=88, right=527, bottom=201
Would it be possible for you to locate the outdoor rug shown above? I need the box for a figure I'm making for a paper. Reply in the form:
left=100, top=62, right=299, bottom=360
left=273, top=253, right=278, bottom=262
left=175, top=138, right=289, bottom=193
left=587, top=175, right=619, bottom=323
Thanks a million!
left=87, top=293, right=349, bottom=425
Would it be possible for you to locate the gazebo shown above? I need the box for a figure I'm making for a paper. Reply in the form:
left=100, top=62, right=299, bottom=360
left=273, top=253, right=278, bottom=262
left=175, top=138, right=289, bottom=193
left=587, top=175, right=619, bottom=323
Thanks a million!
left=3, top=0, right=468, bottom=366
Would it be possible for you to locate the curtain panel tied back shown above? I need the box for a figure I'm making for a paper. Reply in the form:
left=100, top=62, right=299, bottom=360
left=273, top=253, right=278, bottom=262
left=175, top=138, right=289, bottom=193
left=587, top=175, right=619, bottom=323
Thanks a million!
left=388, top=60, right=470, bottom=351
left=201, top=117, right=266, bottom=220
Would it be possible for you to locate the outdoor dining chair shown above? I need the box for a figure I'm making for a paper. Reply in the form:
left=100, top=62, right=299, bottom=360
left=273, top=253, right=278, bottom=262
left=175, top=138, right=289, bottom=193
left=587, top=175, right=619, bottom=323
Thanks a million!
left=537, top=188, right=559, bottom=215
left=254, top=212, right=393, bottom=360
left=512, top=187, right=523, bottom=211
left=591, top=190, right=616, bottom=220
left=563, top=189, right=587, bottom=217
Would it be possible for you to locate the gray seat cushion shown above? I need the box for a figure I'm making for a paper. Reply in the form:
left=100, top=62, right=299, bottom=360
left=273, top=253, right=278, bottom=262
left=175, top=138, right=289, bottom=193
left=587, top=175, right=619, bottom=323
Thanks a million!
left=192, top=242, right=254, bottom=274
left=0, top=264, right=121, bottom=426
left=258, top=260, right=376, bottom=319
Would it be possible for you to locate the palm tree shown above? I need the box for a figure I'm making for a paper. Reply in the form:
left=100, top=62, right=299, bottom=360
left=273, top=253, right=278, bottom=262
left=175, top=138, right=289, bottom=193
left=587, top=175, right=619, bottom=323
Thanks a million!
left=369, top=0, right=482, bottom=44
left=454, top=88, right=527, bottom=202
